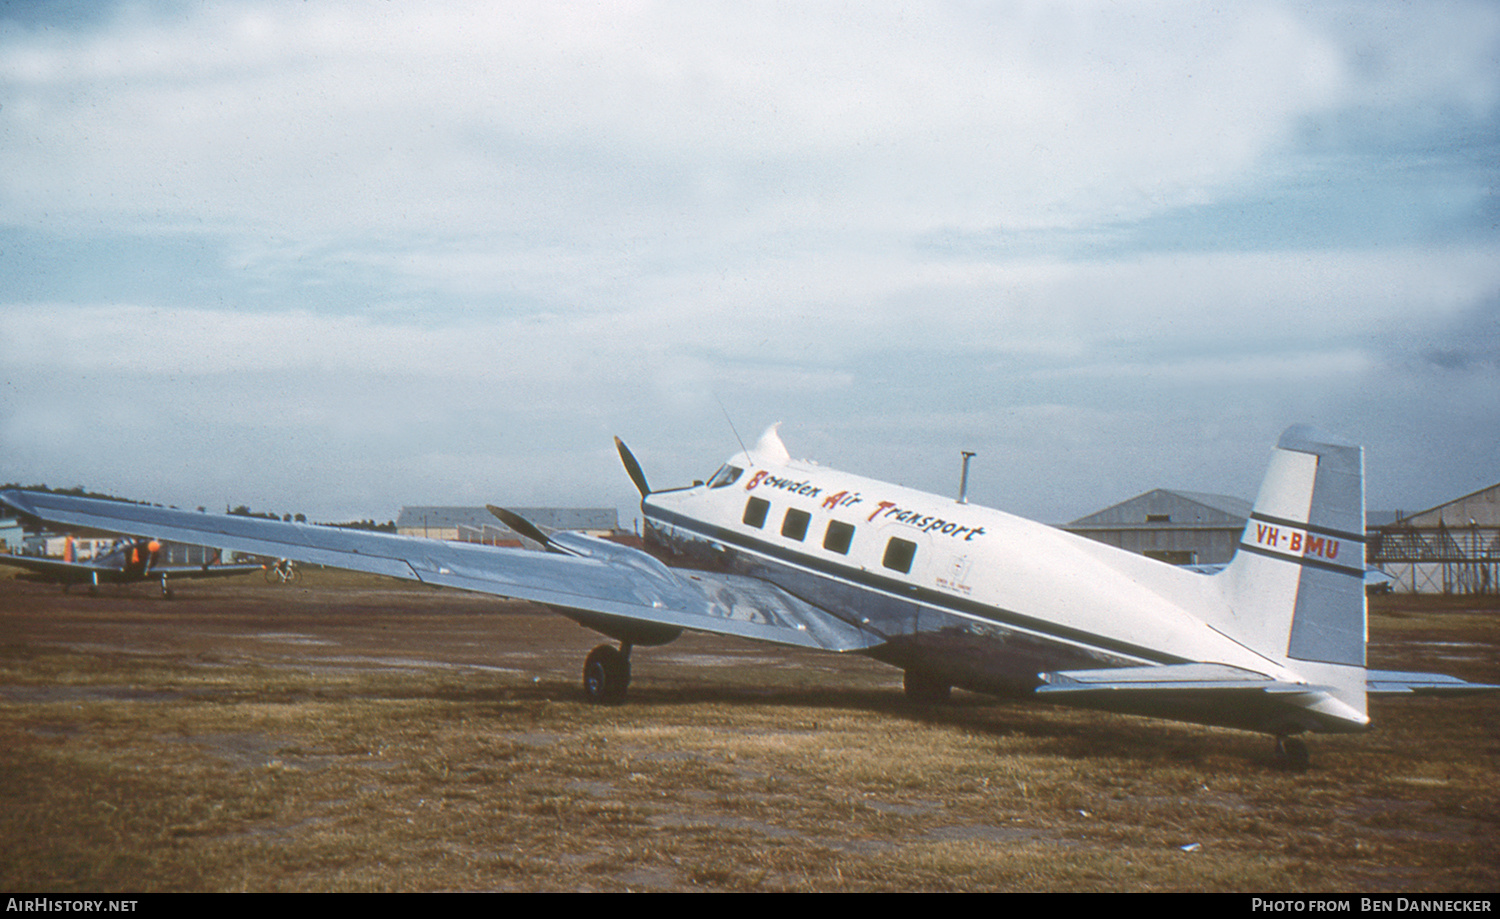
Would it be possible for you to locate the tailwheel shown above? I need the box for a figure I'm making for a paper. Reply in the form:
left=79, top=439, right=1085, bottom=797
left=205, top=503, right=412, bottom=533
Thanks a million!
left=1274, top=736, right=1310, bottom=773
left=583, top=644, right=631, bottom=705
left=160, top=580, right=175, bottom=600
left=903, top=669, right=952, bottom=704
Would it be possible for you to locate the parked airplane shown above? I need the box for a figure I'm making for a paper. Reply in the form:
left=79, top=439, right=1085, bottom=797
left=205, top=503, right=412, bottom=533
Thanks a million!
left=0, top=535, right=263, bottom=598
left=0, top=425, right=1491, bottom=768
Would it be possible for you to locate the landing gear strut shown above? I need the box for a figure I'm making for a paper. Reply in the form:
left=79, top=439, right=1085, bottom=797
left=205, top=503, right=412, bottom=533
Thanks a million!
left=583, top=643, right=631, bottom=704
left=1274, top=736, right=1310, bottom=772
left=903, top=670, right=952, bottom=704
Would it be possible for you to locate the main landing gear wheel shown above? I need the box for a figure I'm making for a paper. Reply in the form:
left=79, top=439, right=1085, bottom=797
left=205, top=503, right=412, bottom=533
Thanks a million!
left=583, top=644, right=631, bottom=705
left=903, top=670, right=952, bottom=704
left=1274, top=736, right=1310, bottom=773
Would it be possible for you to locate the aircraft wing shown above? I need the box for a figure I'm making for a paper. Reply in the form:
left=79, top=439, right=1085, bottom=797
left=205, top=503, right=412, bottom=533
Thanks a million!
left=0, top=547, right=260, bottom=584
left=0, top=490, right=879, bottom=653
left=0, top=554, right=113, bottom=582
left=153, top=562, right=266, bottom=580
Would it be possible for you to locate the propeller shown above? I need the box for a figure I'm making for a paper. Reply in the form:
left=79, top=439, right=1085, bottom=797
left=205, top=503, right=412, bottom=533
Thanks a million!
left=615, top=436, right=651, bottom=498
left=486, top=505, right=568, bottom=554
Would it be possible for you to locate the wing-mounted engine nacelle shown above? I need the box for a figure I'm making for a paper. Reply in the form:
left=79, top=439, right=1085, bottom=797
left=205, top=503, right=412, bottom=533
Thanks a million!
left=547, top=531, right=677, bottom=583
left=544, top=532, right=688, bottom=648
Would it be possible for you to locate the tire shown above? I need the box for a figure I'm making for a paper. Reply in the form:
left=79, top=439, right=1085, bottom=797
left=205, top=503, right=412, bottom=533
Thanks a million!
left=1275, top=737, right=1310, bottom=773
left=583, top=644, right=630, bottom=705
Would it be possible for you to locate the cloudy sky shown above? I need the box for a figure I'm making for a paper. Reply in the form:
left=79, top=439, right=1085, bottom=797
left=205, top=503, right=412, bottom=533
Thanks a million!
left=1, top=0, right=1496, bottom=528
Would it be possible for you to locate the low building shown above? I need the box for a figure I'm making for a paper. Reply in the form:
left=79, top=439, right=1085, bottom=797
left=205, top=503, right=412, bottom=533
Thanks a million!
left=0, top=516, right=24, bottom=554
left=1063, top=489, right=1252, bottom=566
left=395, top=506, right=619, bottom=546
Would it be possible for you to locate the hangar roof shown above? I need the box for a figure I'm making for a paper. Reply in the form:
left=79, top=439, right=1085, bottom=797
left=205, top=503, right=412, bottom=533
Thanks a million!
left=1068, top=489, right=1251, bottom=530
left=1392, top=482, right=1500, bottom=528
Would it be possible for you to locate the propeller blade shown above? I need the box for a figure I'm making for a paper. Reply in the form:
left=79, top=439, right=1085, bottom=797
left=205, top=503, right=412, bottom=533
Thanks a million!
left=486, top=505, right=568, bottom=554
left=615, top=436, right=651, bottom=497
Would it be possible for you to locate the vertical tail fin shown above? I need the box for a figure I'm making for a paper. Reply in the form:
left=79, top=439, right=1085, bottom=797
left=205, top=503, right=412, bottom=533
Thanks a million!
left=1217, top=426, right=1368, bottom=723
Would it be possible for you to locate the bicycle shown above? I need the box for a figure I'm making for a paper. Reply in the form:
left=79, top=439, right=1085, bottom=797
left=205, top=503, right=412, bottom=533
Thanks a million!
left=263, top=558, right=300, bottom=584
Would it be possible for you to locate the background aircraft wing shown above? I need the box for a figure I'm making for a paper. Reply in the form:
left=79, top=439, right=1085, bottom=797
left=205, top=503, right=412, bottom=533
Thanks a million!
left=0, top=554, right=111, bottom=582
left=153, top=562, right=266, bottom=581
left=0, top=490, right=879, bottom=653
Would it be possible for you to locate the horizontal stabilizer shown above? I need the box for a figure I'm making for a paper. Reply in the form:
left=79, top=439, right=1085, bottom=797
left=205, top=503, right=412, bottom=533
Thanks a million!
left=1035, top=662, right=1366, bottom=734
left=1366, top=670, right=1500, bottom=696
left=1038, top=663, right=1316, bottom=696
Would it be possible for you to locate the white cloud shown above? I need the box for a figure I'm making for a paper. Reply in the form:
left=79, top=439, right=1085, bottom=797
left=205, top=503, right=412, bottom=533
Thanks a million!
left=0, top=0, right=1379, bottom=242
left=6, top=238, right=1495, bottom=386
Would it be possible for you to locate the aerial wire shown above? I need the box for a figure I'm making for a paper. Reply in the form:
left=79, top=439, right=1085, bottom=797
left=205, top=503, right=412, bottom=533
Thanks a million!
left=713, top=391, right=752, bottom=466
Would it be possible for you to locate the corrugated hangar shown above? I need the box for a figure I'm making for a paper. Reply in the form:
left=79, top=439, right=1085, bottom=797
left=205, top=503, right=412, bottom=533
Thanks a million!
left=1067, top=478, right=1499, bottom=595
left=396, top=506, right=619, bottom=546
left=1063, top=489, right=1252, bottom=566
left=1368, top=482, right=1500, bottom=594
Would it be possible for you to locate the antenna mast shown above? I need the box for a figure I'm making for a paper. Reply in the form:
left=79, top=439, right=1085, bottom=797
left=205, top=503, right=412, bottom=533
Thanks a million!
left=957, top=451, right=976, bottom=504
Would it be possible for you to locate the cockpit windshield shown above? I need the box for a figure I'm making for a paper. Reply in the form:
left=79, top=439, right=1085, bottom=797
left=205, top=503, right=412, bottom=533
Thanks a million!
left=707, top=464, right=744, bottom=489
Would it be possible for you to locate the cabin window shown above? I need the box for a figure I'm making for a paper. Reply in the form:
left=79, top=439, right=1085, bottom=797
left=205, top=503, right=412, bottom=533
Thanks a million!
left=883, top=537, right=917, bottom=574
left=823, top=520, right=855, bottom=555
left=743, top=497, right=770, bottom=528
left=708, top=465, right=743, bottom=489
left=781, top=508, right=811, bottom=541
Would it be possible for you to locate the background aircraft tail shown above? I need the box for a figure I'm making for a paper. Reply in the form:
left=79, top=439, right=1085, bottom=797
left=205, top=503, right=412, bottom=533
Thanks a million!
left=1213, top=425, right=1368, bottom=724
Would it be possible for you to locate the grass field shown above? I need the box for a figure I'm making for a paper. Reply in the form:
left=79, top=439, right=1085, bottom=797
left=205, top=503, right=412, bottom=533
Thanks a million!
left=0, top=567, right=1495, bottom=892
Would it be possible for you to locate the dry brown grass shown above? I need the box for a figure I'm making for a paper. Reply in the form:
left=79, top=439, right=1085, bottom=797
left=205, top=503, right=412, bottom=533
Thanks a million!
left=0, top=573, right=1495, bottom=892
